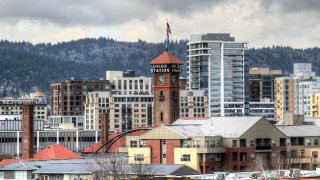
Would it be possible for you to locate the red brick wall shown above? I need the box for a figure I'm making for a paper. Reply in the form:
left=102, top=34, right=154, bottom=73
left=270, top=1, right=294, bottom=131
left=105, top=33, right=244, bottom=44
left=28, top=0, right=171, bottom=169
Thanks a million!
left=166, top=140, right=181, bottom=164
left=147, top=140, right=161, bottom=164
left=225, top=147, right=255, bottom=171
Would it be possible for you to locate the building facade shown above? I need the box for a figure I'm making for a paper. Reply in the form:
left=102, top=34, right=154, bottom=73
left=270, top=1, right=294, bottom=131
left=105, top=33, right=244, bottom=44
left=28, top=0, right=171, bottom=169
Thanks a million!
left=51, top=79, right=113, bottom=116
left=124, top=116, right=287, bottom=173
left=298, top=81, right=320, bottom=117
left=84, top=91, right=110, bottom=130
left=179, top=90, right=209, bottom=117
left=249, top=67, right=282, bottom=102
left=106, top=70, right=152, bottom=95
left=0, top=98, right=47, bottom=121
left=108, top=95, right=153, bottom=132
left=47, top=116, right=84, bottom=130
left=275, top=77, right=299, bottom=120
left=187, top=33, right=249, bottom=116
left=0, top=120, right=98, bottom=156
left=249, top=99, right=275, bottom=121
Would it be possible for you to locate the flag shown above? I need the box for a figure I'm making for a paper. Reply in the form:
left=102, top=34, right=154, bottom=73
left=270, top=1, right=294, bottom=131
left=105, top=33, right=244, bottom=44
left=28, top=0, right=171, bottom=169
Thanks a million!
left=166, top=22, right=171, bottom=34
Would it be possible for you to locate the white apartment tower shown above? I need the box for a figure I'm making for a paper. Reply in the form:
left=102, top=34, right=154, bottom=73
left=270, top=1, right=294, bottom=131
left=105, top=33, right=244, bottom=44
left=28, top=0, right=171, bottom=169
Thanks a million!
left=187, top=33, right=249, bottom=116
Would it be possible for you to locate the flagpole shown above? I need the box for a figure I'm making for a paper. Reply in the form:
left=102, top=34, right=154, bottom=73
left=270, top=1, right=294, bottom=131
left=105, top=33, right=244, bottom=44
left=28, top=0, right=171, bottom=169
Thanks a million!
left=166, top=21, right=171, bottom=52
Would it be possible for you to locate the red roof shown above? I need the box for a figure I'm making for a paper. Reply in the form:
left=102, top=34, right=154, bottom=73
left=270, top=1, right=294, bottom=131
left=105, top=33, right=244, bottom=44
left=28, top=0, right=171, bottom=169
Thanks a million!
left=0, top=144, right=82, bottom=165
left=149, top=51, right=184, bottom=65
left=34, top=144, right=82, bottom=160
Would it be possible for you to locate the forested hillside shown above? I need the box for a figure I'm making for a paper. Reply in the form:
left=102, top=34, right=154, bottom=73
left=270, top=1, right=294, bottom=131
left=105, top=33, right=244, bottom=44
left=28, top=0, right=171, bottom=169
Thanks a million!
left=0, top=38, right=319, bottom=97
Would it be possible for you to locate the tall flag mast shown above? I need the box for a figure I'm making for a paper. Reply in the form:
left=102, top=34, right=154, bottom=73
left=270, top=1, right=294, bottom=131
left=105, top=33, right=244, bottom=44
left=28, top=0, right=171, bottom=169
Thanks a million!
left=166, top=21, right=171, bottom=51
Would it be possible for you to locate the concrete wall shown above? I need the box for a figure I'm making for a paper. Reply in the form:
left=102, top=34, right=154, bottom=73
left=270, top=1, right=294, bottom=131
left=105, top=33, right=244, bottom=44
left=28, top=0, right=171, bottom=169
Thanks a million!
left=174, top=148, right=200, bottom=171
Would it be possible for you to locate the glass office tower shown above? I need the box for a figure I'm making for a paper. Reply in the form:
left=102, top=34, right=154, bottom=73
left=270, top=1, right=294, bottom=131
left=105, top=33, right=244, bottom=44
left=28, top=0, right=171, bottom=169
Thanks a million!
left=187, top=33, right=249, bottom=116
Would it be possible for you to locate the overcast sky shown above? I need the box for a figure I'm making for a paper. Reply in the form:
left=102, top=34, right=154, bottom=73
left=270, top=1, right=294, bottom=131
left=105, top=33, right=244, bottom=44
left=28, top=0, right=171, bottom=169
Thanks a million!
left=0, top=0, right=319, bottom=48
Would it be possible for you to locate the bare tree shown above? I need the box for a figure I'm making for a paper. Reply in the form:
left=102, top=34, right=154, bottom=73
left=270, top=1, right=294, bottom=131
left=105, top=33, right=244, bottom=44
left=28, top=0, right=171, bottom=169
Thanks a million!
left=88, top=154, right=128, bottom=180
left=129, top=161, right=157, bottom=179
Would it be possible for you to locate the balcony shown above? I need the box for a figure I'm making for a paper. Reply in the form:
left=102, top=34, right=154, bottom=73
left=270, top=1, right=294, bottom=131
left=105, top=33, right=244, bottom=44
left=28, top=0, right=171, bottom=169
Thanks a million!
left=290, top=156, right=318, bottom=164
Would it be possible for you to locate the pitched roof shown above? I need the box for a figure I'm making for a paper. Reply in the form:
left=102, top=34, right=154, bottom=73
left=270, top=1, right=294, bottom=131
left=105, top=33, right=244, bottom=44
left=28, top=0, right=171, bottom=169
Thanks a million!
left=0, top=144, right=82, bottom=165
left=167, top=116, right=264, bottom=138
left=173, top=117, right=210, bottom=125
left=199, top=116, right=263, bottom=138
left=149, top=51, right=184, bottom=65
left=164, top=125, right=205, bottom=137
left=34, top=144, right=82, bottom=160
left=276, top=125, right=320, bottom=137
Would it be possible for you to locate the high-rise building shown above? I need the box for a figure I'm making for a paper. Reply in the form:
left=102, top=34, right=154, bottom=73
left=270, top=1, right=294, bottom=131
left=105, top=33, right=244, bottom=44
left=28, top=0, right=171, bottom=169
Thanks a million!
left=249, top=67, right=282, bottom=102
left=275, top=76, right=300, bottom=120
left=51, top=79, right=113, bottom=116
left=109, top=94, right=153, bottom=132
left=84, top=91, right=110, bottom=130
left=187, top=33, right=249, bottom=116
left=298, top=81, right=320, bottom=117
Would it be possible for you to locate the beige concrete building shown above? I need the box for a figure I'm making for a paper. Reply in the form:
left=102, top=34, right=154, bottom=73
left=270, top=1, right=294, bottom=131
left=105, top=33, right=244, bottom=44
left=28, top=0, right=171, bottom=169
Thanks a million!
left=179, top=90, right=209, bottom=117
left=84, top=91, right=110, bottom=130
left=0, top=98, right=47, bottom=121
left=275, top=77, right=299, bottom=120
left=109, top=95, right=152, bottom=132
left=310, top=92, right=320, bottom=118
left=106, top=70, right=152, bottom=95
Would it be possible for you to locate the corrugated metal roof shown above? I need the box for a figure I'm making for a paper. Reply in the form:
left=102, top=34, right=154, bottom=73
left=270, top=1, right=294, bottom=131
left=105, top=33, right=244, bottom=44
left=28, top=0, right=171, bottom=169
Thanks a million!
left=276, top=125, right=320, bottom=137
left=164, top=125, right=205, bottom=137
left=199, top=116, right=263, bottom=138
left=171, top=116, right=263, bottom=138
left=32, top=163, right=199, bottom=176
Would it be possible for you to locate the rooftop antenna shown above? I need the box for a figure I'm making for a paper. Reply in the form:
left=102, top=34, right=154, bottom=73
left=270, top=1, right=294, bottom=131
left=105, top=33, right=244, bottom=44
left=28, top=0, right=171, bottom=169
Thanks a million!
left=166, top=20, right=171, bottom=52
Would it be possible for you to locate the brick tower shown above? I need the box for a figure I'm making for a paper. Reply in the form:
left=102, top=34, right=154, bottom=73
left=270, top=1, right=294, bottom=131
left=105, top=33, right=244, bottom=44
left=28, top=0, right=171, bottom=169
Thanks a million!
left=150, top=51, right=183, bottom=126
left=100, top=113, right=108, bottom=152
left=22, top=104, right=34, bottom=158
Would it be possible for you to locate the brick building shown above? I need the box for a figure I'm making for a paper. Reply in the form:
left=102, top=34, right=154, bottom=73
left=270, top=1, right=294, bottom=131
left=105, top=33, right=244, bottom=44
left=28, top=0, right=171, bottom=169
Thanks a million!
left=51, top=79, right=113, bottom=116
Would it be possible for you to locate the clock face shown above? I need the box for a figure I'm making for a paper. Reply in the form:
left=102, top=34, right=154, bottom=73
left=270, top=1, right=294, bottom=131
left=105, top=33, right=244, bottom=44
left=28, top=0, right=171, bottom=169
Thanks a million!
left=158, top=73, right=166, bottom=85
left=171, top=74, right=177, bottom=84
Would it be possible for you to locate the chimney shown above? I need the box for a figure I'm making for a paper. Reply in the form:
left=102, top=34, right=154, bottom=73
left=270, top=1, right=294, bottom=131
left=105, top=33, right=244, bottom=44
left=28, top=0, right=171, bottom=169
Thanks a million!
left=22, top=104, right=34, bottom=158
left=100, top=113, right=109, bottom=152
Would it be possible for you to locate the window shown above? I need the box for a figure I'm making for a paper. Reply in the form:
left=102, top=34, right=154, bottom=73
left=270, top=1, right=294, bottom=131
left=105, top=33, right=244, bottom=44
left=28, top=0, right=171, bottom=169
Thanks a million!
left=134, top=154, right=144, bottom=161
left=130, top=140, right=138, bottom=147
left=182, top=140, right=191, bottom=148
left=232, top=140, right=237, bottom=147
left=193, top=140, right=200, bottom=148
left=312, top=151, right=318, bottom=158
left=181, top=154, right=190, bottom=161
left=14, top=171, right=28, bottom=180
left=250, top=140, right=255, bottom=147
left=314, top=139, right=319, bottom=146
left=160, top=112, right=164, bottom=121
left=163, top=153, right=166, bottom=158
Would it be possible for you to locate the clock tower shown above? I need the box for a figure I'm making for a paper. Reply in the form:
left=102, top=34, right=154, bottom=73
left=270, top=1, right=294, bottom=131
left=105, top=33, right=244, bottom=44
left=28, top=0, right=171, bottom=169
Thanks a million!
left=150, top=51, right=183, bottom=126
